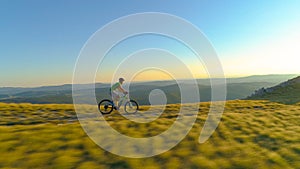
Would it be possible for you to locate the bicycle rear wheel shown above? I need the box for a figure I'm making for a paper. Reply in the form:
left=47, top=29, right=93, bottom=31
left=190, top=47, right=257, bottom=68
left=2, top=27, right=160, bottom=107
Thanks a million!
left=98, top=99, right=114, bottom=114
left=124, top=100, right=139, bottom=114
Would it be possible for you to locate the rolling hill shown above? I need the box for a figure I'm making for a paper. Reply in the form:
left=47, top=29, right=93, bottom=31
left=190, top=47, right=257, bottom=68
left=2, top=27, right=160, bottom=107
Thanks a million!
left=0, top=74, right=299, bottom=168
left=246, top=76, right=300, bottom=104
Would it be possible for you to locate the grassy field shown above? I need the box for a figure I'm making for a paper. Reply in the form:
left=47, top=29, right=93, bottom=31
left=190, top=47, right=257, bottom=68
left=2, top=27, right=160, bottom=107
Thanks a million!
left=0, top=100, right=299, bottom=169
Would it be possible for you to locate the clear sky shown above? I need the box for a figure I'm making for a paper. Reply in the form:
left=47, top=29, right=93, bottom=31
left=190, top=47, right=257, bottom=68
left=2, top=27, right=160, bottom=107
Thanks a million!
left=1, top=0, right=299, bottom=87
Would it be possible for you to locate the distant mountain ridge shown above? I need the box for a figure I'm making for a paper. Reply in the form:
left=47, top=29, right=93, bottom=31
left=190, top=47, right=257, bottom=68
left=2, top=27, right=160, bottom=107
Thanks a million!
left=246, top=76, right=300, bottom=104
left=225, top=74, right=298, bottom=83
left=0, top=74, right=298, bottom=105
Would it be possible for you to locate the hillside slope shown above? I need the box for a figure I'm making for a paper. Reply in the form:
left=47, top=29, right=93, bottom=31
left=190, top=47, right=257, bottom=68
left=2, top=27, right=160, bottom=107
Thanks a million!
left=246, top=76, right=300, bottom=104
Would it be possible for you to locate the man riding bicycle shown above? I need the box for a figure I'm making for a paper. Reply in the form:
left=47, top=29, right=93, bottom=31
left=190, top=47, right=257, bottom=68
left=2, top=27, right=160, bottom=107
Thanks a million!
left=98, top=77, right=138, bottom=114
left=111, top=78, right=128, bottom=110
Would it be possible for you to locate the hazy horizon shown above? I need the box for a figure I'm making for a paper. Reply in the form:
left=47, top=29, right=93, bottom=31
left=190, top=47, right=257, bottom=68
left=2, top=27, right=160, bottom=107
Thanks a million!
left=0, top=73, right=298, bottom=88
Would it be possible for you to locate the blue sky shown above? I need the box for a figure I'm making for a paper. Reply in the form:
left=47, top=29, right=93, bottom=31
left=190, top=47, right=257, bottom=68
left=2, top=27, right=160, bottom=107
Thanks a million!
left=1, top=0, right=299, bottom=86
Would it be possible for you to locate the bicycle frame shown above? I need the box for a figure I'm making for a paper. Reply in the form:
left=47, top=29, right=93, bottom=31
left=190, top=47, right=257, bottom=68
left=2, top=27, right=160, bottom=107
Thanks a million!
left=116, top=94, right=131, bottom=108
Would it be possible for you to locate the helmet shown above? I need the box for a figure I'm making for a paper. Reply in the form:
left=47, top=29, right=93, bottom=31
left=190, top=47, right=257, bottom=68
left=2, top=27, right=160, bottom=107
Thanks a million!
left=119, top=78, right=125, bottom=82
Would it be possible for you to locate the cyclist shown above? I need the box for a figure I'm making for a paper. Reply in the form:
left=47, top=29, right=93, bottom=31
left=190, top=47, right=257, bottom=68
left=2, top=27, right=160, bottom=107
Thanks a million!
left=111, top=78, right=128, bottom=110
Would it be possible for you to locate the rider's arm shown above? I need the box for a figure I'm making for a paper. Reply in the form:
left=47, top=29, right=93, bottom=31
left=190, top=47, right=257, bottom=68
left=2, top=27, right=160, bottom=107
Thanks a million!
left=117, top=85, right=127, bottom=94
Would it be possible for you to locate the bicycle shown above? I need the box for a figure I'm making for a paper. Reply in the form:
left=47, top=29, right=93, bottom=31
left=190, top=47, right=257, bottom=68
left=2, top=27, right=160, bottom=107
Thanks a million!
left=98, top=93, right=139, bottom=114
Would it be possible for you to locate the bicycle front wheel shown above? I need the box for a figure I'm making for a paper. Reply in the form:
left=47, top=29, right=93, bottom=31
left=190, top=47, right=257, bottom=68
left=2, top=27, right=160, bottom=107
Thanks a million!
left=124, top=100, right=139, bottom=114
left=98, top=99, right=114, bottom=114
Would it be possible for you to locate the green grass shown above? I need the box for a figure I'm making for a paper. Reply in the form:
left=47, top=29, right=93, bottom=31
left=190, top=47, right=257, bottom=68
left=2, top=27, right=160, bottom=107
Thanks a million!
left=0, top=100, right=299, bottom=169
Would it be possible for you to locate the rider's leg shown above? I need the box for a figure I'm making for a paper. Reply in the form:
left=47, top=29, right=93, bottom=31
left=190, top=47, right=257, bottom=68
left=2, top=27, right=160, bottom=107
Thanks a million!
left=112, top=92, right=119, bottom=110
left=117, top=96, right=122, bottom=109
left=115, top=96, right=120, bottom=110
